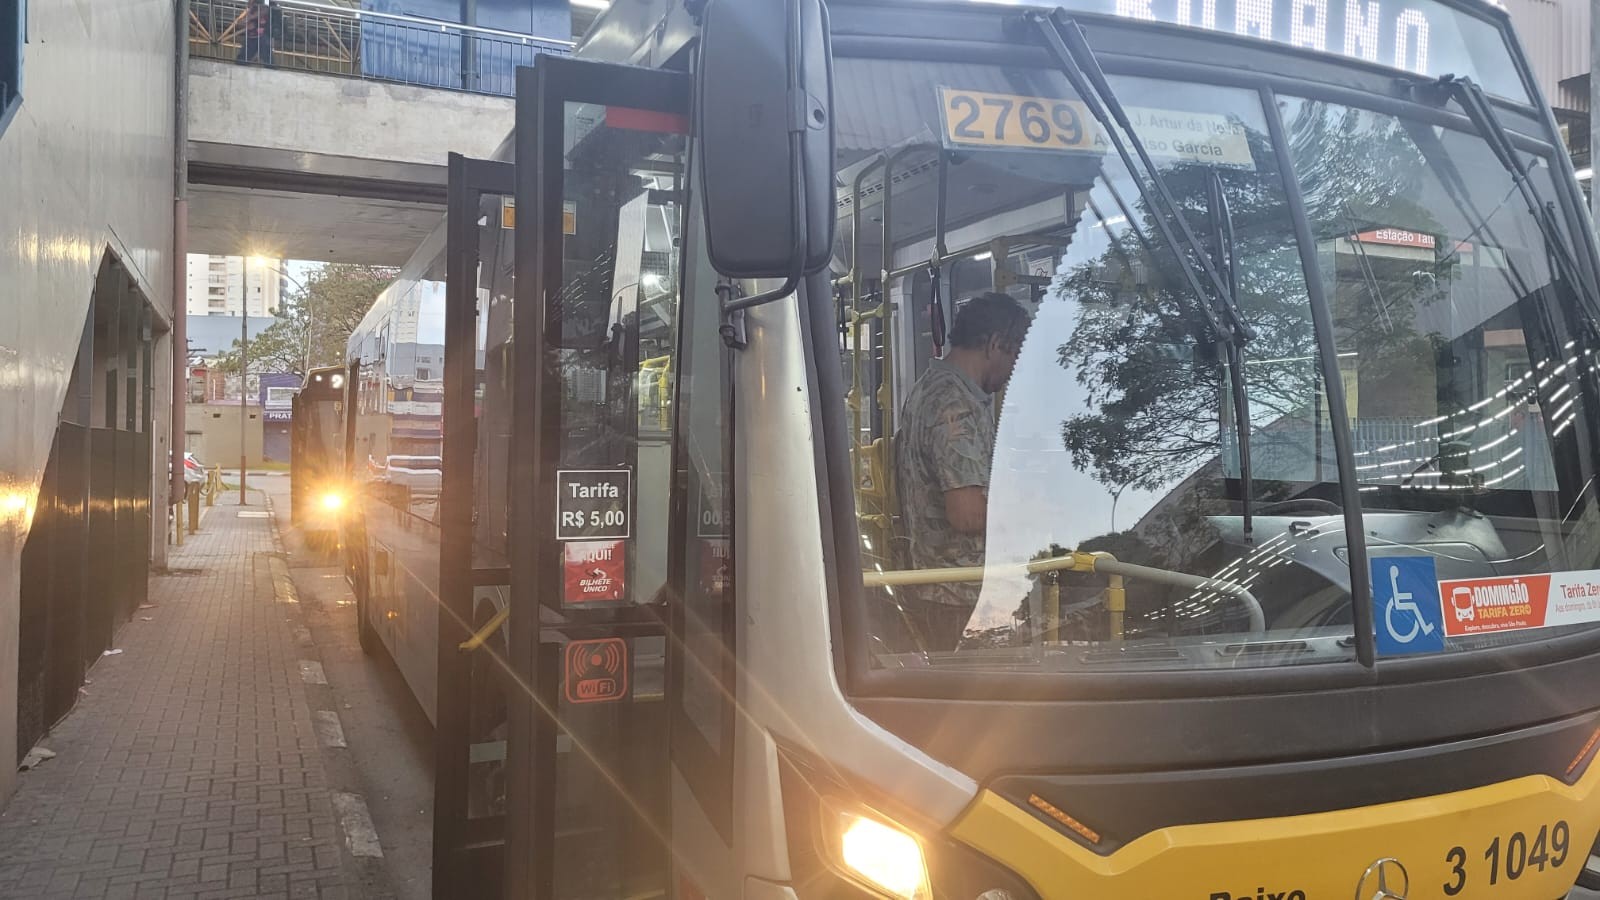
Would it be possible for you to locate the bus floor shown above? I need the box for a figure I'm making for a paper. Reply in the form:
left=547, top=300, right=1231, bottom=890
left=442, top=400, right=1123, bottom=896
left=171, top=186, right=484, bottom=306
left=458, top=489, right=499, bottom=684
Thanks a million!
left=260, top=473, right=436, bottom=900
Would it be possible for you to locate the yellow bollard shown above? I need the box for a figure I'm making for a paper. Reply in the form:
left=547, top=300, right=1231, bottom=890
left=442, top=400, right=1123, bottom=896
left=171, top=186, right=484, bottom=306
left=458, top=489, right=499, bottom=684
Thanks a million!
left=187, top=482, right=201, bottom=533
left=174, top=497, right=185, bottom=547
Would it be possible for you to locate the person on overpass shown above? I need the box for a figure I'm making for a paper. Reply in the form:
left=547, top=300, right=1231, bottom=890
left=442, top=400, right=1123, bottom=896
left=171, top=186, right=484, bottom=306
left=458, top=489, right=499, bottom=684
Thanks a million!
left=894, top=291, right=1031, bottom=651
left=238, top=0, right=274, bottom=66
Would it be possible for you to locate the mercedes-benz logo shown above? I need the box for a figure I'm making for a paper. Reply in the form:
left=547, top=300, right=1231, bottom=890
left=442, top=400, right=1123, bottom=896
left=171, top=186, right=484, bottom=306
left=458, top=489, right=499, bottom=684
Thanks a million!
left=1355, top=857, right=1409, bottom=900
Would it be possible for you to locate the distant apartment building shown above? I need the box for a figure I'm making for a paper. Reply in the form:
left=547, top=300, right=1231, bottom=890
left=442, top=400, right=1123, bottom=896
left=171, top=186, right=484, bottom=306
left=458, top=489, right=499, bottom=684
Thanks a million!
left=185, top=254, right=284, bottom=317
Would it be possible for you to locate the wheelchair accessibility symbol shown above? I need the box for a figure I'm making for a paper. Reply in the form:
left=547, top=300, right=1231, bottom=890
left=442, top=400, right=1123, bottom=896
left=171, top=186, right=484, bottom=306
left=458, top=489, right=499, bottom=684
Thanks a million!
left=1371, top=556, right=1445, bottom=655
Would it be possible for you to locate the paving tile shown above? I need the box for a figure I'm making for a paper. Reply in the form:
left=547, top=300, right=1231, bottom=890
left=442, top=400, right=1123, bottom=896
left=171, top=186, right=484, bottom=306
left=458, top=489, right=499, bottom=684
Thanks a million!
left=0, top=499, right=358, bottom=899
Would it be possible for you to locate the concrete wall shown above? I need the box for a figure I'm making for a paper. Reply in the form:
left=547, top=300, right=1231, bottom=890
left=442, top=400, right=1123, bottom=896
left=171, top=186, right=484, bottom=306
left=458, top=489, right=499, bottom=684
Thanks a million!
left=186, top=404, right=267, bottom=469
left=0, top=0, right=177, bottom=799
left=187, top=59, right=512, bottom=166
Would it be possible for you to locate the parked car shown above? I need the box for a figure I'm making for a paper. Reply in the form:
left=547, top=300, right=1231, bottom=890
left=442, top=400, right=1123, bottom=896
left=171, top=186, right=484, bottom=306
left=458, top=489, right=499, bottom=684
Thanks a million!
left=374, top=455, right=442, bottom=495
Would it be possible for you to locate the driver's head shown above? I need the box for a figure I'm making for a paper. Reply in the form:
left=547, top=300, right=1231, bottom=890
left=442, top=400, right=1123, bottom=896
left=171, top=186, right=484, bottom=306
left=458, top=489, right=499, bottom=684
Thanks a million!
left=948, top=291, right=1031, bottom=393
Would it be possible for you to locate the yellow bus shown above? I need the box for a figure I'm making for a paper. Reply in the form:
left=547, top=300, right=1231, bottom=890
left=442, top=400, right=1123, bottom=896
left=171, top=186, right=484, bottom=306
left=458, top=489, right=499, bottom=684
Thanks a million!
left=344, top=0, right=1600, bottom=896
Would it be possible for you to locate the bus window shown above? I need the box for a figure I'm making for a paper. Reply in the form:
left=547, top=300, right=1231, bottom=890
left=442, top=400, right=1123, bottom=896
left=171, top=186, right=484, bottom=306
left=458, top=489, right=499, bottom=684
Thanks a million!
left=667, top=179, right=736, bottom=840
left=1281, top=96, right=1600, bottom=652
left=837, top=59, right=1348, bottom=668
left=473, top=190, right=516, bottom=568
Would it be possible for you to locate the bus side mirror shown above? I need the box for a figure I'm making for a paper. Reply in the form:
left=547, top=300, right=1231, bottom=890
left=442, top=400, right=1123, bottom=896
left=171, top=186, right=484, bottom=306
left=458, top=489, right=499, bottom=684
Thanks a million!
left=696, top=0, right=834, bottom=280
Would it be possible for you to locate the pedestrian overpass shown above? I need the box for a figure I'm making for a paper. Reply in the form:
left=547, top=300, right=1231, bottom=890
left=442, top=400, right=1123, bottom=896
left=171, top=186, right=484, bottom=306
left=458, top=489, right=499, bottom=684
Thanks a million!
left=183, top=0, right=583, bottom=264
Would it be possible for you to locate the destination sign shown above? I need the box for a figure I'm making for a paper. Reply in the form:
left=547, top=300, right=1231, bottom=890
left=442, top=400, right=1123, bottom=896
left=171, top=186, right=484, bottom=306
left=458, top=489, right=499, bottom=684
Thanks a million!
left=1093, top=0, right=1525, bottom=101
left=939, top=88, right=1255, bottom=167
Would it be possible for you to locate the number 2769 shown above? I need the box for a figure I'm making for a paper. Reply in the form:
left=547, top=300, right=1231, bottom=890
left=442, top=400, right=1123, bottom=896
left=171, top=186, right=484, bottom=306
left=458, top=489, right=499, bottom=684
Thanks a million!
left=946, top=94, right=1085, bottom=148
left=1442, top=821, right=1572, bottom=895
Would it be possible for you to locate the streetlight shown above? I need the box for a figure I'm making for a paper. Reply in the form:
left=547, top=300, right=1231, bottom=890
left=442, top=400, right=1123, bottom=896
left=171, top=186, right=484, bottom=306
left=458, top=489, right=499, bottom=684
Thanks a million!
left=239, top=255, right=307, bottom=504
left=241, top=256, right=273, bottom=503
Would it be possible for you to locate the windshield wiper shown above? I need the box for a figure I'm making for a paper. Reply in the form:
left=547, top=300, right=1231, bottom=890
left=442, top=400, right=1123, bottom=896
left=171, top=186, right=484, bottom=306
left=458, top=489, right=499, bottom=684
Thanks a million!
left=1432, top=76, right=1600, bottom=315
left=1031, top=10, right=1259, bottom=540
left=1207, top=171, right=1253, bottom=542
left=1029, top=11, right=1254, bottom=345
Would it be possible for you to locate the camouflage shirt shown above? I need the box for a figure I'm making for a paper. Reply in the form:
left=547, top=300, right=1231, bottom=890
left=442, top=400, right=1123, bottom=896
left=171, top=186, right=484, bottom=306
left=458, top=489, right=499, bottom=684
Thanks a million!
left=895, top=358, right=994, bottom=607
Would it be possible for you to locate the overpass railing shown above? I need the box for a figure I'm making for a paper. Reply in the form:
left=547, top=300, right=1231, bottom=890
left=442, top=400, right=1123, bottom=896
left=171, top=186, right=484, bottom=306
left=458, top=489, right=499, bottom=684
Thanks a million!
left=188, top=0, right=574, bottom=97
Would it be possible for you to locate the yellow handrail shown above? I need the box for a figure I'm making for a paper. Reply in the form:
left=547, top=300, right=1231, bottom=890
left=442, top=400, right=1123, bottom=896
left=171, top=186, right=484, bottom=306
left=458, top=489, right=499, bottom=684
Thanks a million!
left=458, top=606, right=509, bottom=652
left=862, top=550, right=1264, bottom=639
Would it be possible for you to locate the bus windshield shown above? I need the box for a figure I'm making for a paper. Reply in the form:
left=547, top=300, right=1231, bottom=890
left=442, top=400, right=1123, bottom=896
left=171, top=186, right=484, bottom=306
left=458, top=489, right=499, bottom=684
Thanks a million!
left=307, top=402, right=343, bottom=472
left=836, top=53, right=1600, bottom=674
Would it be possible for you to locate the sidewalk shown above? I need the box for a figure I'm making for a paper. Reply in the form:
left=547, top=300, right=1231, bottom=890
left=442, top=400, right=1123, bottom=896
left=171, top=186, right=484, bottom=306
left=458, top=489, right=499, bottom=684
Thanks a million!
left=0, top=495, right=366, bottom=899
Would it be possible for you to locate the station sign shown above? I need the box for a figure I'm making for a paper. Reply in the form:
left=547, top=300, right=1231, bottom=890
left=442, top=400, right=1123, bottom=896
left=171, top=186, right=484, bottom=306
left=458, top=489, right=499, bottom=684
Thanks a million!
left=1354, top=228, right=1436, bottom=249
left=556, top=468, right=631, bottom=541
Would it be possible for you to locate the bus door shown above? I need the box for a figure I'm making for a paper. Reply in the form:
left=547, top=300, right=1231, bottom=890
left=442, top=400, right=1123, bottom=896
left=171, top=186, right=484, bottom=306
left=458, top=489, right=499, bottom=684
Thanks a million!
left=436, top=153, right=516, bottom=898
left=507, top=56, right=695, bottom=899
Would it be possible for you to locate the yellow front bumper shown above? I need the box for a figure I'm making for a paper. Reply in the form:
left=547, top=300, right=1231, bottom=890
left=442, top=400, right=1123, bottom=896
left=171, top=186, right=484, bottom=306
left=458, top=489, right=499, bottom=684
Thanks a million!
left=951, top=752, right=1600, bottom=898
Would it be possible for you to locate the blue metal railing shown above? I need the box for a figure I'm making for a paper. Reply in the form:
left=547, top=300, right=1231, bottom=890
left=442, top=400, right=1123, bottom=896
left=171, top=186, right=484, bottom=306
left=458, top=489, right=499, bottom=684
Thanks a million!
left=188, top=0, right=573, bottom=97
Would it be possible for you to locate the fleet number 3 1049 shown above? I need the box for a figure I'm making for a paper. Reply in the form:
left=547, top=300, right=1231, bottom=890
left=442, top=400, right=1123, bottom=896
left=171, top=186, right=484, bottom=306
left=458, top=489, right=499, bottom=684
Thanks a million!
left=1443, top=821, right=1573, bottom=894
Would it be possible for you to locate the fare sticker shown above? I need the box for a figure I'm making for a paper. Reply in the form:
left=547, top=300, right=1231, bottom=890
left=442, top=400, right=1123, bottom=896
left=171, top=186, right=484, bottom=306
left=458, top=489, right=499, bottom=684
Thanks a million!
left=556, top=469, right=631, bottom=541
left=1439, top=569, right=1600, bottom=637
left=564, top=540, right=626, bottom=604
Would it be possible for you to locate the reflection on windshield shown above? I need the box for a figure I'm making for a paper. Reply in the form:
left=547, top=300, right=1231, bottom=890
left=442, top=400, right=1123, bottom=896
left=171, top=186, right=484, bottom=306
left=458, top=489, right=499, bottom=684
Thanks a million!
left=839, top=61, right=1348, bottom=671
left=1282, top=97, right=1600, bottom=651
left=837, top=58, right=1600, bottom=673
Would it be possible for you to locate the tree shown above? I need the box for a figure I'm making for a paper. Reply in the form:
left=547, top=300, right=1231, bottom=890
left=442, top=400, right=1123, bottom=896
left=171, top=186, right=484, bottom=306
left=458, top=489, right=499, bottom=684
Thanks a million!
left=1053, top=100, right=1453, bottom=501
left=212, top=263, right=395, bottom=375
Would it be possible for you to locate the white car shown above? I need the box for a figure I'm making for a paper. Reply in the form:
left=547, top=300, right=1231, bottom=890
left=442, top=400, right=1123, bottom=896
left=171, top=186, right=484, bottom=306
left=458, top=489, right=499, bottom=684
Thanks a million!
left=376, top=455, right=442, bottom=494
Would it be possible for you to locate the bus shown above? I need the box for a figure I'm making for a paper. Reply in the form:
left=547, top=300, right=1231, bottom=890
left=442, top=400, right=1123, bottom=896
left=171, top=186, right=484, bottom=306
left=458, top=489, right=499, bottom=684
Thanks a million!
left=340, top=0, right=1600, bottom=896
left=289, top=365, right=349, bottom=552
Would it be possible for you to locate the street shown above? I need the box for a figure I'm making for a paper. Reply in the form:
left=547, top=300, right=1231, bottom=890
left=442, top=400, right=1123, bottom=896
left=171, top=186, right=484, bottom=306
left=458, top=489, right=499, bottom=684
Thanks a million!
left=256, top=474, right=436, bottom=900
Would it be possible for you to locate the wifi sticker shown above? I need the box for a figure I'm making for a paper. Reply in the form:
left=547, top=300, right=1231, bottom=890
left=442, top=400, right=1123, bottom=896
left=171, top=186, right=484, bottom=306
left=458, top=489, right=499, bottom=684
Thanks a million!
left=564, top=638, right=629, bottom=704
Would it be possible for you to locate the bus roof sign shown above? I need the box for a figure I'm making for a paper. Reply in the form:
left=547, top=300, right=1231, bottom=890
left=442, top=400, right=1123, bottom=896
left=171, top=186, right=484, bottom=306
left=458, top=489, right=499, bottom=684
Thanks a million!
left=1082, top=0, right=1527, bottom=102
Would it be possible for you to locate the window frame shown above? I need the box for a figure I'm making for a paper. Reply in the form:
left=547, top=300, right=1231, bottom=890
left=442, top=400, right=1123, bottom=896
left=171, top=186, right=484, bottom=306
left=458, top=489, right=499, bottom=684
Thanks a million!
left=664, top=146, right=739, bottom=847
left=0, top=0, right=21, bottom=139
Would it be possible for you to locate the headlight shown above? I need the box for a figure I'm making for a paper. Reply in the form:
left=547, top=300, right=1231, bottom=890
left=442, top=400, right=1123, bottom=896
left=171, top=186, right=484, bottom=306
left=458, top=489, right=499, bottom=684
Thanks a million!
left=320, top=491, right=345, bottom=512
left=829, top=802, right=931, bottom=900
left=780, top=750, right=1037, bottom=900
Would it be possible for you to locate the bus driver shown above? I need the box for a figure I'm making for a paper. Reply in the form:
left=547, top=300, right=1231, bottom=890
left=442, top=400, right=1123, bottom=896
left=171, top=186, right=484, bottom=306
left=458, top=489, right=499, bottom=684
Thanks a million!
left=894, top=291, right=1031, bottom=650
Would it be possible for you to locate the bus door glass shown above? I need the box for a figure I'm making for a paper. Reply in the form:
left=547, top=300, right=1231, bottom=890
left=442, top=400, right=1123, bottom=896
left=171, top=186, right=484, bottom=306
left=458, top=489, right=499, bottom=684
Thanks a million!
left=466, top=175, right=517, bottom=823
left=433, top=155, right=516, bottom=897
left=510, top=57, right=690, bottom=899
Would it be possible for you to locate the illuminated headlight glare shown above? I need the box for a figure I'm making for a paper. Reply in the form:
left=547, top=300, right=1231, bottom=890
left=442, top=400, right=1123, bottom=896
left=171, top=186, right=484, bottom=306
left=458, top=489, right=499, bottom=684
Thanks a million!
left=829, top=802, right=930, bottom=900
left=320, top=491, right=345, bottom=512
left=330, top=373, right=345, bottom=389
